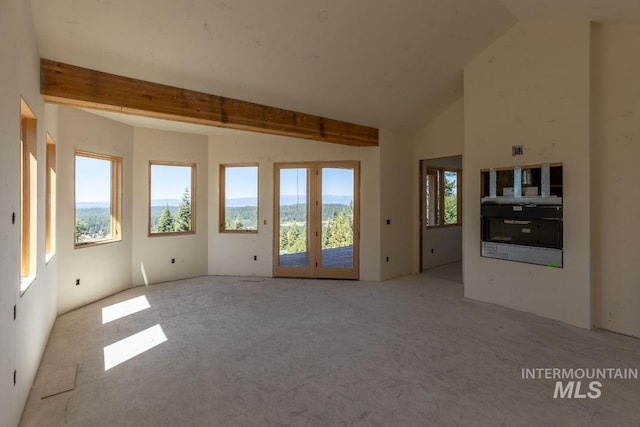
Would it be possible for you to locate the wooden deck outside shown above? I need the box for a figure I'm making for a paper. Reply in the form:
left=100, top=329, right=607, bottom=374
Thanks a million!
left=279, top=245, right=354, bottom=269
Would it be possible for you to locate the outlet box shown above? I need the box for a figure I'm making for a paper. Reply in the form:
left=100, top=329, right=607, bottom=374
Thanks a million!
left=75, top=279, right=80, bottom=286
left=171, top=258, right=176, bottom=264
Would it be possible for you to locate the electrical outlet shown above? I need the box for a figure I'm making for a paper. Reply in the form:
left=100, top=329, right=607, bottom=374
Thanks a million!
left=75, top=279, right=80, bottom=286
left=431, top=248, right=434, bottom=254
left=253, top=255, right=257, bottom=261
left=386, top=219, right=391, bottom=225
left=171, top=258, right=176, bottom=264
left=386, top=256, right=390, bottom=262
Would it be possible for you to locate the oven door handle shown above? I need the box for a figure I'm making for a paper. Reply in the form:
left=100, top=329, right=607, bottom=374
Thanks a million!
left=503, top=219, right=532, bottom=225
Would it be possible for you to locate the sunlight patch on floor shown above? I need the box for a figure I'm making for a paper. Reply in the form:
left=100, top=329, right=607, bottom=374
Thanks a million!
left=103, top=324, right=167, bottom=371
left=102, top=295, right=151, bottom=324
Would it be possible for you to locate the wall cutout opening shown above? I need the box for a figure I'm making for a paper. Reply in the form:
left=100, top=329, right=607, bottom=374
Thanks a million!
left=20, top=99, right=38, bottom=293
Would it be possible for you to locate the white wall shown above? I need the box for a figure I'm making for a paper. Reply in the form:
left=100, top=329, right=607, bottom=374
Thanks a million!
left=379, top=130, right=414, bottom=280
left=591, top=23, right=640, bottom=338
left=208, top=132, right=382, bottom=281
left=414, top=98, right=464, bottom=161
left=464, top=19, right=592, bottom=329
left=412, top=98, right=465, bottom=273
left=131, top=128, right=209, bottom=286
left=422, top=227, right=463, bottom=270
left=0, top=2, right=58, bottom=426
left=57, top=107, right=134, bottom=314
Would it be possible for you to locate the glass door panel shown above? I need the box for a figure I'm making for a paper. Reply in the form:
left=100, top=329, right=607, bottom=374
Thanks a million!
left=317, top=164, right=359, bottom=279
left=274, top=166, right=313, bottom=277
left=320, top=168, right=354, bottom=269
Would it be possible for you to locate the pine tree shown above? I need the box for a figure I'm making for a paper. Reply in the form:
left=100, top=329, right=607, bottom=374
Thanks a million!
left=156, top=205, right=175, bottom=232
left=286, top=223, right=307, bottom=254
left=233, top=216, right=245, bottom=230
left=175, top=187, right=192, bottom=232
left=279, top=226, right=289, bottom=253
left=321, top=223, right=332, bottom=249
left=75, top=217, right=89, bottom=242
left=328, top=211, right=353, bottom=249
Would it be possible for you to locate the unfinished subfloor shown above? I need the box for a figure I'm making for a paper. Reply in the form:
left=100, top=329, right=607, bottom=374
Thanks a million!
left=20, top=263, right=640, bottom=426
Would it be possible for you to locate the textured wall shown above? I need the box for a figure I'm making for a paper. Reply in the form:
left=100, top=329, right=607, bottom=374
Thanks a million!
left=591, top=22, right=640, bottom=338
left=464, top=19, right=592, bottom=328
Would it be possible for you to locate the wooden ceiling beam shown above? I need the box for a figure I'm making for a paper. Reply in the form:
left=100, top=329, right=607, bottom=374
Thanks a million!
left=40, top=59, right=378, bottom=147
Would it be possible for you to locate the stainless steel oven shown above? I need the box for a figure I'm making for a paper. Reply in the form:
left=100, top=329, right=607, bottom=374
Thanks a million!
left=481, top=204, right=563, bottom=267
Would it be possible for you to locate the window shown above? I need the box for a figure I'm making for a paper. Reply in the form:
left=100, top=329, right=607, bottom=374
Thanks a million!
left=46, top=134, right=56, bottom=261
left=149, top=162, right=196, bottom=235
left=425, top=167, right=461, bottom=228
left=20, top=99, right=37, bottom=292
left=220, top=164, right=258, bottom=232
left=75, top=151, right=122, bottom=247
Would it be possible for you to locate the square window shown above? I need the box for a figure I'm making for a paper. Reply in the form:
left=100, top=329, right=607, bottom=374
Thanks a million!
left=149, top=162, right=196, bottom=235
left=75, top=151, right=122, bottom=247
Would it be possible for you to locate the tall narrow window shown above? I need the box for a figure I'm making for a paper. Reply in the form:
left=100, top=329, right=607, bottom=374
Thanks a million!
left=149, top=162, right=196, bottom=235
left=220, top=164, right=259, bottom=232
left=443, top=170, right=459, bottom=225
left=20, top=99, right=38, bottom=292
left=75, top=151, right=122, bottom=247
left=46, top=134, right=56, bottom=260
left=425, top=167, right=461, bottom=228
left=425, top=170, right=440, bottom=227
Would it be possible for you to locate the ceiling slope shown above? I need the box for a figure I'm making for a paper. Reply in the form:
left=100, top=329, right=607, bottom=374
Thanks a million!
left=500, top=0, right=640, bottom=22
left=30, top=0, right=515, bottom=132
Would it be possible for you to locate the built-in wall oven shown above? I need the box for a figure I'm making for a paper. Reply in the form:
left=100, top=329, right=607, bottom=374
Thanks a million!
left=481, top=204, right=563, bottom=267
left=480, top=163, right=563, bottom=267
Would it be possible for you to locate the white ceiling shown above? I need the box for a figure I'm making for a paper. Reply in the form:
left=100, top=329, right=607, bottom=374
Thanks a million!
left=30, top=1, right=640, bottom=134
left=500, top=0, right=640, bottom=22
left=79, top=108, right=249, bottom=136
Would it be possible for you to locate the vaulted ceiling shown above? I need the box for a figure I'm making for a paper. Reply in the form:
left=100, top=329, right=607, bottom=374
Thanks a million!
left=29, top=0, right=640, bottom=133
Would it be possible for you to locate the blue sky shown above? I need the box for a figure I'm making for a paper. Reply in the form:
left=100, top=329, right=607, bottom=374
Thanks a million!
left=150, top=164, right=192, bottom=201
left=75, top=156, right=112, bottom=203
left=76, top=160, right=354, bottom=204
left=225, top=166, right=258, bottom=199
left=75, top=158, right=194, bottom=204
left=279, top=167, right=353, bottom=197
left=322, top=168, right=354, bottom=197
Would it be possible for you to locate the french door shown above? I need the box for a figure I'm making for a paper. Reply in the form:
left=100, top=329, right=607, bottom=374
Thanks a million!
left=273, top=161, right=360, bottom=279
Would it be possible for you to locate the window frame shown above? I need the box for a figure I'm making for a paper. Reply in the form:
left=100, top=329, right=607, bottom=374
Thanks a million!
left=20, top=99, right=38, bottom=294
left=219, top=163, right=259, bottom=234
left=148, top=161, right=197, bottom=237
left=74, top=150, right=122, bottom=248
left=425, top=167, right=462, bottom=229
